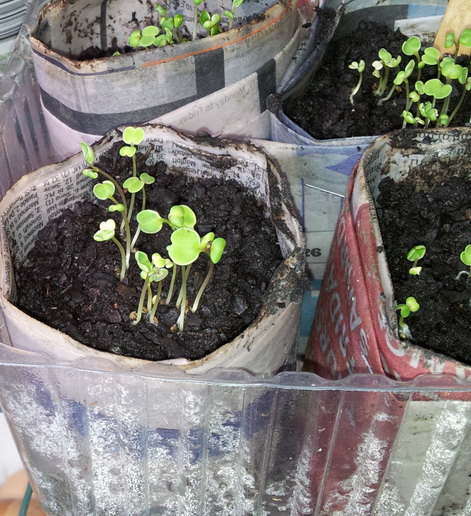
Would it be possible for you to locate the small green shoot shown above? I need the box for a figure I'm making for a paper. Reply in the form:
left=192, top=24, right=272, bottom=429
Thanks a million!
left=223, top=0, right=244, bottom=31
left=349, top=59, right=365, bottom=105
left=396, top=296, right=420, bottom=339
left=372, top=48, right=402, bottom=97
left=94, top=219, right=127, bottom=280
left=193, top=0, right=204, bottom=40
left=81, top=131, right=226, bottom=333
left=445, top=28, right=471, bottom=57
left=200, top=11, right=221, bottom=36
left=456, top=244, right=471, bottom=280
left=407, top=245, right=426, bottom=275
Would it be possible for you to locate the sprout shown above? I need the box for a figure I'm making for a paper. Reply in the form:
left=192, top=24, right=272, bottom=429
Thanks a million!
left=396, top=296, right=420, bottom=339
left=193, top=0, right=205, bottom=40
left=445, top=28, right=471, bottom=57
left=200, top=11, right=221, bottom=36
left=94, top=219, right=127, bottom=280
left=133, top=251, right=172, bottom=324
left=407, top=245, right=426, bottom=275
left=379, top=59, right=415, bottom=107
left=373, top=48, right=402, bottom=97
left=456, top=244, right=471, bottom=280
left=223, top=0, right=244, bottom=30
left=348, top=59, right=365, bottom=105
left=81, top=132, right=225, bottom=332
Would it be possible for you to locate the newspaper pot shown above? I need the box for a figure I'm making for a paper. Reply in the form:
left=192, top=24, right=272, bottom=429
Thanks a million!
left=0, top=124, right=304, bottom=513
left=29, top=0, right=303, bottom=158
left=303, top=128, right=471, bottom=514
left=0, top=124, right=305, bottom=376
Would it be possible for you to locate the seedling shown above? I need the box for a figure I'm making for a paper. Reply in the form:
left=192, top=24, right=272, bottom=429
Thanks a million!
left=94, top=219, right=127, bottom=280
left=396, top=296, right=420, bottom=339
left=407, top=244, right=426, bottom=275
left=445, top=28, right=471, bottom=57
left=350, top=28, right=471, bottom=127
left=372, top=48, right=402, bottom=97
left=223, top=0, right=244, bottom=30
left=166, top=228, right=226, bottom=332
left=200, top=11, right=221, bottom=36
left=349, top=60, right=365, bottom=105
left=456, top=244, right=471, bottom=280
left=82, top=132, right=226, bottom=332
left=193, top=0, right=204, bottom=40
left=133, top=251, right=172, bottom=324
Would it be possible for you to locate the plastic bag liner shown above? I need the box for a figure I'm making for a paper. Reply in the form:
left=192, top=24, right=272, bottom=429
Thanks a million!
left=29, top=0, right=306, bottom=158
left=0, top=124, right=305, bottom=377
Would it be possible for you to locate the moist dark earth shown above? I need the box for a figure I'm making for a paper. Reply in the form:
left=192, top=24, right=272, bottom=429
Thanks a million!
left=14, top=149, right=283, bottom=362
left=284, top=20, right=471, bottom=139
left=376, top=173, right=471, bottom=365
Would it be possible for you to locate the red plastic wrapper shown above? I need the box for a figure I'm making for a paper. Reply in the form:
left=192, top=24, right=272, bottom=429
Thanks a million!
left=307, top=129, right=471, bottom=382
left=304, top=129, right=471, bottom=513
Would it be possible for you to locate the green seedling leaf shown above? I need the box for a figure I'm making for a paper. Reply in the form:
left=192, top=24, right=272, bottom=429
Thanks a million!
left=152, top=253, right=173, bottom=269
left=155, top=34, right=168, bottom=46
left=80, top=142, right=95, bottom=164
left=402, top=36, right=421, bottom=56
left=83, top=169, right=99, bottom=179
left=194, top=0, right=204, bottom=5
left=378, top=48, right=392, bottom=63
left=140, top=173, right=155, bottom=185
left=224, top=10, right=233, bottom=18
left=136, top=209, right=164, bottom=234
left=418, top=102, right=438, bottom=122
left=445, top=32, right=456, bottom=49
left=167, top=228, right=203, bottom=265
left=407, top=244, right=426, bottom=275
left=423, top=78, right=452, bottom=99
left=122, top=127, right=145, bottom=146
left=109, top=204, right=124, bottom=213
left=128, top=30, right=142, bottom=47
left=119, top=146, right=136, bottom=157
left=201, top=232, right=215, bottom=249
left=135, top=250, right=153, bottom=274
left=407, top=245, right=426, bottom=262
left=123, top=176, right=144, bottom=193
left=174, top=14, right=183, bottom=28
left=441, top=59, right=464, bottom=80
left=233, top=0, right=244, bottom=7
left=168, top=205, right=197, bottom=228
left=94, top=219, right=116, bottom=241
left=210, top=237, right=226, bottom=264
left=459, top=28, right=471, bottom=49
left=93, top=180, right=115, bottom=200
left=420, top=46, right=440, bottom=66
left=156, top=4, right=167, bottom=16
left=460, top=244, right=471, bottom=266
left=349, top=60, right=365, bottom=73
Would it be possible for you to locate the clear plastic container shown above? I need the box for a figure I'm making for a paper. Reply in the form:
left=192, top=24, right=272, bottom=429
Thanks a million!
left=1, top=1, right=471, bottom=515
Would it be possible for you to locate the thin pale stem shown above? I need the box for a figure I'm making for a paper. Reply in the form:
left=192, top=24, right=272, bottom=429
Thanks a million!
left=165, top=266, right=178, bottom=305
left=149, top=282, right=163, bottom=322
left=134, top=276, right=150, bottom=324
left=449, top=87, right=468, bottom=125
left=111, top=237, right=127, bottom=281
left=191, top=262, right=214, bottom=313
left=92, top=165, right=131, bottom=270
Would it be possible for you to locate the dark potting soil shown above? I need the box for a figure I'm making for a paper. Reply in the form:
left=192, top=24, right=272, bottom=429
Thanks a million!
left=376, top=174, right=471, bottom=365
left=284, top=21, right=471, bottom=140
left=14, top=153, right=283, bottom=362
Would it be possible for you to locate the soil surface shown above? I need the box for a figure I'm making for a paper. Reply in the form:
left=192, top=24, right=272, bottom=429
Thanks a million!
left=284, top=21, right=471, bottom=139
left=376, top=174, right=471, bottom=365
left=14, top=148, right=283, bottom=362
